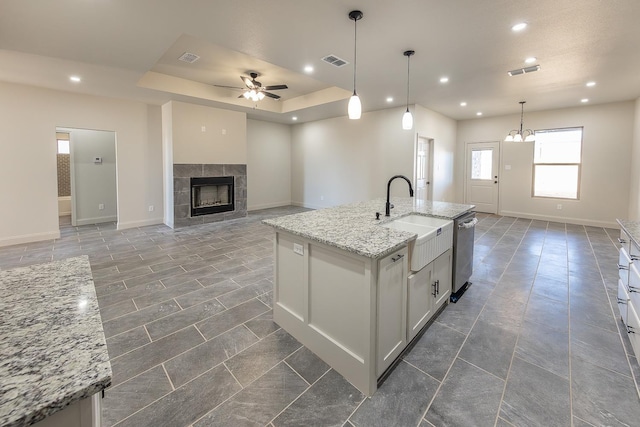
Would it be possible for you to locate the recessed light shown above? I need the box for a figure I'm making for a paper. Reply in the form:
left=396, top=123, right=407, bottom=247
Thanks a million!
left=440, top=77, right=449, bottom=83
left=511, top=22, right=527, bottom=31
left=304, top=65, right=314, bottom=73
left=476, top=112, right=483, bottom=116
left=386, top=97, right=393, bottom=103
left=292, top=116, right=298, bottom=121
left=586, top=81, right=596, bottom=87
left=581, top=98, right=589, bottom=103
left=525, top=57, right=537, bottom=64
left=460, top=102, right=467, bottom=107
left=69, top=76, right=81, bottom=83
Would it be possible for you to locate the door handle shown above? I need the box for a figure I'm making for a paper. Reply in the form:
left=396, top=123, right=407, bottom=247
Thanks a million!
left=494, top=181, right=498, bottom=184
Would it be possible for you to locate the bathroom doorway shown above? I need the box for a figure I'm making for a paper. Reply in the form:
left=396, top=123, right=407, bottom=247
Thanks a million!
left=56, top=127, right=118, bottom=227
left=414, top=136, right=433, bottom=202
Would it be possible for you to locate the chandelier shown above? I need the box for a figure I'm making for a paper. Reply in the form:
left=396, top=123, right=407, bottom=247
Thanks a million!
left=505, top=101, right=535, bottom=142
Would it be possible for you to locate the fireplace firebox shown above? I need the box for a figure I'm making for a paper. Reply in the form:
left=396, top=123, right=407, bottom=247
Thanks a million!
left=190, top=176, right=234, bottom=216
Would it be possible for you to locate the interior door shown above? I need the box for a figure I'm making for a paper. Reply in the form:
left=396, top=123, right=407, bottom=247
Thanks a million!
left=415, top=137, right=432, bottom=202
left=465, top=142, right=500, bottom=214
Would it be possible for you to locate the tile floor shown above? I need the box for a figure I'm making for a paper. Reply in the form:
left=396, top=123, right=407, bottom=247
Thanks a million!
left=2, top=208, right=640, bottom=426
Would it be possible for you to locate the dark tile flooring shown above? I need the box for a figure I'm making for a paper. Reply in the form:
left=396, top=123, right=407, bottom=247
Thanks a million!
left=2, top=208, right=640, bottom=426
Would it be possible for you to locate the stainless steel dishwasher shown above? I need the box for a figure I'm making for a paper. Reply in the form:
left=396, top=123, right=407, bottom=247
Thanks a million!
left=450, top=211, right=477, bottom=302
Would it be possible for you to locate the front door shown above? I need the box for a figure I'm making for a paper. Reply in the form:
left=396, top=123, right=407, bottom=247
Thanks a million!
left=465, top=142, right=500, bottom=214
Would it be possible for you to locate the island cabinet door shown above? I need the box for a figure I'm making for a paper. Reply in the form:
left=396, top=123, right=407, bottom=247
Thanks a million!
left=432, top=249, right=452, bottom=312
left=407, top=265, right=434, bottom=342
left=377, top=247, right=408, bottom=377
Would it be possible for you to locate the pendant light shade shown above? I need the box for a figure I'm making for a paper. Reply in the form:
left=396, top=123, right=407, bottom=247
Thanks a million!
left=402, top=108, right=413, bottom=130
left=505, top=101, right=535, bottom=142
left=402, top=50, right=415, bottom=130
left=348, top=10, right=363, bottom=120
left=348, top=93, right=362, bottom=119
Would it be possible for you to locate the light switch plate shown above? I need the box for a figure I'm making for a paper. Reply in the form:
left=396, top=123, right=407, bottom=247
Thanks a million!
left=293, top=243, right=304, bottom=256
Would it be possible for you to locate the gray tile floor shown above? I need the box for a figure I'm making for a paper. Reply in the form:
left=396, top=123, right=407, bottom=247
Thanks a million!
left=2, top=208, right=640, bottom=426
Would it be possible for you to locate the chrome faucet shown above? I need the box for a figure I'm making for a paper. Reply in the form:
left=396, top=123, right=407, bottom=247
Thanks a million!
left=386, top=175, right=414, bottom=216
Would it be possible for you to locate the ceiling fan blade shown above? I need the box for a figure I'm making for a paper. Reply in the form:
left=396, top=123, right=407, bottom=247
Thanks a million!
left=214, top=84, right=244, bottom=90
left=263, top=85, right=288, bottom=90
left=262, top=92, right=281, bottom=100
left=241, top=76, right=255, bottom=89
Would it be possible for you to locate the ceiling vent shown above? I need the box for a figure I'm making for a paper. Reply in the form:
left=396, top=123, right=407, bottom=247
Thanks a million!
left=322, top=54, right=349, bottom=67
left=508, top=64, right=540, bottom=76
left=178, top=52, right=200, bottom=64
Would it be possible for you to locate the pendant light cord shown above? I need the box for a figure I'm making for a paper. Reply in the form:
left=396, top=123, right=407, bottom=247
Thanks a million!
left=353, top=18, right=358, bottom=93
left=406, top=54, right=411, bottom=110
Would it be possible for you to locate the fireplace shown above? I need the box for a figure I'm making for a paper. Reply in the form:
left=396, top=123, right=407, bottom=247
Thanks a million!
left=190, top=176, right=234, bottom=216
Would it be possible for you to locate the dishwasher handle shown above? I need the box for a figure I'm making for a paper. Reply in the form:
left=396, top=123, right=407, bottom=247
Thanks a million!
left=458, top=217, right=478, bottom=229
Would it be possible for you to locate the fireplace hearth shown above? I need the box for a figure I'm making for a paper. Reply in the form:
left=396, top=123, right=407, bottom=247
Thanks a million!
left=191, top=176, right=234, bottom=216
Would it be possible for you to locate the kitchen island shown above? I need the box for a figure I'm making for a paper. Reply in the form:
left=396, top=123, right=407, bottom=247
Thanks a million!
left=0, top=256, right=111, bottom=427
left=263, top=198, right=474, bottom=395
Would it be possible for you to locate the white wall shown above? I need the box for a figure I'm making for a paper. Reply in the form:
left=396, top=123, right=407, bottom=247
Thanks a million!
left=170, top=101, right=247, bottom=164
left=290, top=105, right=457, bottom=208
left=457, top=101, right=635, bottom=227
left=247, top=119, right=291, bottom=210
left=69, top=129, right=117, bottom=225
left=628, top=97, right=640, bottom=220
left=0, top=82, right=163, bottom=246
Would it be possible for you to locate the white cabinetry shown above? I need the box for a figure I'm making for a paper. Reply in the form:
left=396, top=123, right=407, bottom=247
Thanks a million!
left=376, top=248, right=408, bottom=376
left=407, top=249, right=452, bottom=341
left=617, top=228, right=640, bottom=359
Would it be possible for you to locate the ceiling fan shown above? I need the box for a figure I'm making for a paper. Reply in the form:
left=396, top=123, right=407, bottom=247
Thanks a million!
left=215, top=72, right=288, bottom=101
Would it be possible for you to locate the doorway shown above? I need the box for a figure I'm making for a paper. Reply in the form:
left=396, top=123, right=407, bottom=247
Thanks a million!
left=415, top=136, right=433, bottom=202
left=465, top=141, right=500, bottom=214
left=57, top=127, right=118, bottom=227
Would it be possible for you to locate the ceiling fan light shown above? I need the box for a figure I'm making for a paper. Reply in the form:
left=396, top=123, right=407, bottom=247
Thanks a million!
left=257, top=91, right=265, bottom=100
left=243, top=91, right=251, bottom=99
left=402, top=109, right=413, bottom=130
left=348, top=94, right=362, bottom=120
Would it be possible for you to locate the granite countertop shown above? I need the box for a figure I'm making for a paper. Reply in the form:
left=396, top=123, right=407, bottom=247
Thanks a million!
left=0, top=256, right=112, bottom=427
left=618, top=219, right=640, bottom=247
left=263, top=198, right=475, bottom=258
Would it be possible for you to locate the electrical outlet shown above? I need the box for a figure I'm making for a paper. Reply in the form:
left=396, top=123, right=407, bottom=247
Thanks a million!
left=201, top=126, right=206, bottom=132
left=98, top=203, right=105, bottom=210
left=293, top=243, right=304, bottom=256
left=148, top=205, right=154, bottom=212
left=221, top=129, right=227, bottom=135
left=557, top=204, right=562, bottom=210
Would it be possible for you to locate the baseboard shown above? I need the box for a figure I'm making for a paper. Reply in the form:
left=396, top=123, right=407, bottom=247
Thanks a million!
left=117, top=217, right=164, bottom=230
left=248, top=201, right=292, bottom=211
left=0, top=230, right=61, bottom=247
left=291, top=201, right=322, bottom=210
left=75, top=215, right=117, bottom=226
left=498, top=210, right=619, bottom=228
left=58, top=211, right=71, bottom=216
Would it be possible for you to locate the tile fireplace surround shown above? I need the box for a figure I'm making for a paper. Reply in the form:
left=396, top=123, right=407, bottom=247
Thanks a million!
left=173, top=164, right=247, bottom=227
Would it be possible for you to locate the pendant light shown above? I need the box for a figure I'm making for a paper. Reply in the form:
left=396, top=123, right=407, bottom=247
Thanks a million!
left=348, top=10, right=363, bottom=119
left=505, top=101, right=535, bottom=142
left=402, top=50, right=415, bottom=130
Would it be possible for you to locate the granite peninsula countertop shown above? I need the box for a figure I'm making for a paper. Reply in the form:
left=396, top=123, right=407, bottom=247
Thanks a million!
left=0, top=256, right=111, bottom=427
left=618, top=219, right=640, bottom=248
left=263, top=198, right=474, bottom=258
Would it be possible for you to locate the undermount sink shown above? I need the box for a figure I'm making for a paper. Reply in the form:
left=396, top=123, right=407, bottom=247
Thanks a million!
left=381, top=215, right=453, bottom=271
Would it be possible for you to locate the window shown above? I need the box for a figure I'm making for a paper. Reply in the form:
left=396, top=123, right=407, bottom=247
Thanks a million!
left=533, top=127, right=582, bottom=199
left=471, top=149, right=493, bottom=180
left=57, top=139, right=70, bottom=154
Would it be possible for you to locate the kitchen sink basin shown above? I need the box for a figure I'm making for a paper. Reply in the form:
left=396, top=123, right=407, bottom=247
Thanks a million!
left=381, top=215, right=453, bottom=271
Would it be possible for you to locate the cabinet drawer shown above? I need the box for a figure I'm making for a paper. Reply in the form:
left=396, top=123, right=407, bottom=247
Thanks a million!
left=627, top=303, right=640, bottom=358
left=618, top=279, right=629, bottom=324
left=619, top=229, right=631, bottom=252
left=619, top=248, right=631, bottom=286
